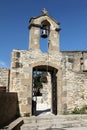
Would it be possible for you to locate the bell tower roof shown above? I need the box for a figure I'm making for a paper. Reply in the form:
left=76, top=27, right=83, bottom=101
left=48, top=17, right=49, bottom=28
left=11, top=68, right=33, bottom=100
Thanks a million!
left=29, top=8, right=60, bottom=25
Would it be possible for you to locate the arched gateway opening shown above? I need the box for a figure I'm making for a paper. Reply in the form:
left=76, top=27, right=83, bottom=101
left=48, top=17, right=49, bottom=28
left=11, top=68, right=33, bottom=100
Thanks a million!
left=32, top=65, right=58, bottom=116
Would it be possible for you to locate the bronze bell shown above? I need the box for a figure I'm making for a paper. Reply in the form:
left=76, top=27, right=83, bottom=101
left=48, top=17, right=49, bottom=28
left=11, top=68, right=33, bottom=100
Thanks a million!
left=41, top=25, right=48, bottom=38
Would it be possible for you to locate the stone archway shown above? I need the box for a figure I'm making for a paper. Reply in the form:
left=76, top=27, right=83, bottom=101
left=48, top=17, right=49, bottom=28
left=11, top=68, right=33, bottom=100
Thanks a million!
left=32, top=65, right=58, bottom=115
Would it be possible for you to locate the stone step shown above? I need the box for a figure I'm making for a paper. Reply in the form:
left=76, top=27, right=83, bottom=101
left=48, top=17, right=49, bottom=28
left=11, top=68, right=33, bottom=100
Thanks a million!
left=21, top=121, right=87, bottom=130
left=23, top=115, right=87, bottom=123
left=21, top=120, right=87, bottom=127
left=21, top=115, right=87, bottom=130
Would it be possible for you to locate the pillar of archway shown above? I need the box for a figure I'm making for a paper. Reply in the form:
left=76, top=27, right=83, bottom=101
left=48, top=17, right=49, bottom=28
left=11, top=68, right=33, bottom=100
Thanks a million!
left=56, top=68, right=63, bottom=114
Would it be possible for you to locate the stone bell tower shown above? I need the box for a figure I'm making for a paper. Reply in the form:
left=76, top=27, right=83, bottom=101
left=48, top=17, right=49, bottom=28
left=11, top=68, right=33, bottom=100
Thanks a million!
left=10, top=9, right=62, bottom=116
left=28, top=8, right=61, bottom=53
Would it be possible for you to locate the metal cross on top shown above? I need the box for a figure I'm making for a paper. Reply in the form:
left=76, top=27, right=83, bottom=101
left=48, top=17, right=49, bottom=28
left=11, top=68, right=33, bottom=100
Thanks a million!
left=42, top=8, right=48, bottom=14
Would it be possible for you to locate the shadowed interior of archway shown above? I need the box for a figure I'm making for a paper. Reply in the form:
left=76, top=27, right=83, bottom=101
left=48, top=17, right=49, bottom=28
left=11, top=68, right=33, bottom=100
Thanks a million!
left=32, top=65, right=58, bottom=116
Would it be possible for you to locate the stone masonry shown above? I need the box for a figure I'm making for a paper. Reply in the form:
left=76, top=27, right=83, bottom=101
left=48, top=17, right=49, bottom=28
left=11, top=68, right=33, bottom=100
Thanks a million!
left=1, top=9, right=87, bottom=116
left=0, top=68, right=10, bottom=92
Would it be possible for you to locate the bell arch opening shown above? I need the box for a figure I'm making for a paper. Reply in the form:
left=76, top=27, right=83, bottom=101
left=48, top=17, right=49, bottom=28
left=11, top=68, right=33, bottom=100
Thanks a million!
left=40, top=20, right=50, bottom=53
left=32, top=65, right=58, bottom=116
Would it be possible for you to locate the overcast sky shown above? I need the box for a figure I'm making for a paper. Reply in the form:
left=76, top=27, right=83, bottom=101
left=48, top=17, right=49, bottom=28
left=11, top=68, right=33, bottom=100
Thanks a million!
left=0, top=0, right=87, bottom=68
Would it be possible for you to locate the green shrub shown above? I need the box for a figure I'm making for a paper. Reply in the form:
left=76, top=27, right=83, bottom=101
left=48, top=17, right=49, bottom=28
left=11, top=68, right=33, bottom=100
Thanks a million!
left=71, top=107, right=80, bottom=114
left=79, top=105, right=87, bottom=114
left=24, top=113, right=30, bottom=117
left=71, top=105, right=87, bottom=114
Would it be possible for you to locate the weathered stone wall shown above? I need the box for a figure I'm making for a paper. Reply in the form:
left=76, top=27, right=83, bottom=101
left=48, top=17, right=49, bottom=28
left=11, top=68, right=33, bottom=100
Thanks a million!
left=67, top=71, right=87, bottom=111
left=61, top=51, right=87, bottom=113
left=0, top=92, right=19, bottom=128
left=10, top=49, right=62, bottom=115
left=0, top=68, right=10, bottom=91
left=9, top=48, right=87, bottom=115
left=61, top=51, right=87, bottom=72
left=9, top=46, right=87, bottom=115
left=62, top=70, right=87, bottom=112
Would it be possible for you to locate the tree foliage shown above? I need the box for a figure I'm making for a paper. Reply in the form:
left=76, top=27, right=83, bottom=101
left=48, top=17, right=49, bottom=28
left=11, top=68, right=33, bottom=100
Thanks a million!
left=33, top=71, right=48, bottom=89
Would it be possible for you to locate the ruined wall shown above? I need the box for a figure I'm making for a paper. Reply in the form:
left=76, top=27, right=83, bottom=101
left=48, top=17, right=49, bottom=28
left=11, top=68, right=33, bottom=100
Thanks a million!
left=0, top=68, right=10, bottom=92
left=61, top=51, right=87, bottom=72
left=66, top=71, right=87, bottom=111
left=0, top=92, right=19, bottom=128
left=61, top=51, right=87, bottom=113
